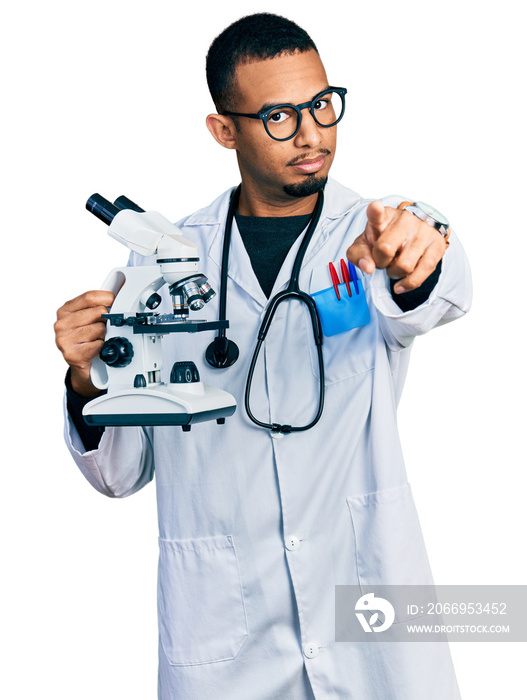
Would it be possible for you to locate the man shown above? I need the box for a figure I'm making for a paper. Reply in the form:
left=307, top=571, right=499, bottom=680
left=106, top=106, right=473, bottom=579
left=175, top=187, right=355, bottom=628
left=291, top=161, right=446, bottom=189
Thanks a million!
left=55, top=13, right=471, bottom=700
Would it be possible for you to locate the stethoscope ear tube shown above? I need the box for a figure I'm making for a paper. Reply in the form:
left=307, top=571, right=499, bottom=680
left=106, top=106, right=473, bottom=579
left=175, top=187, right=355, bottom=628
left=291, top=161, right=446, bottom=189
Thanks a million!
left=305, top=292, right=324, bottom=347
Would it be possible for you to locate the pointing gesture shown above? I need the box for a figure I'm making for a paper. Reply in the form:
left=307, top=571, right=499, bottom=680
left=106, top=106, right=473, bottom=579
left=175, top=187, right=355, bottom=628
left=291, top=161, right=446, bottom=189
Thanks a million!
left=346, top=200, right=449, bottom=294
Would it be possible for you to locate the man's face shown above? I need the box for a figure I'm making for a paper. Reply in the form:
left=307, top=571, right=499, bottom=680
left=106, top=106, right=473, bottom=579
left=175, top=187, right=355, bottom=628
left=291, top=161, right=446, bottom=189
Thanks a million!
left=230, top=49, right=338, bottom=208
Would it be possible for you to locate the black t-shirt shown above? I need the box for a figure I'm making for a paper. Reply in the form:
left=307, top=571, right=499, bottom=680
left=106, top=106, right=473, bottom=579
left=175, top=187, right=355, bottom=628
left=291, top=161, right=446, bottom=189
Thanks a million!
left=234, top=211, right=312, bottom=298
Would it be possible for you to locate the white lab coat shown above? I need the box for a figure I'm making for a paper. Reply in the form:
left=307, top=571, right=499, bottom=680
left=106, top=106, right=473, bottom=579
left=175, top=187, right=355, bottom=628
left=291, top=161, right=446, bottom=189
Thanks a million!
left=64, top=178, right=472, bottom=699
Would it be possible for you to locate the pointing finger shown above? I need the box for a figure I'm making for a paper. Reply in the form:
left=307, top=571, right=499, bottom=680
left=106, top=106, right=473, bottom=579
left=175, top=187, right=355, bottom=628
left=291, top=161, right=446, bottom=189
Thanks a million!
left=366, top=200, right=389, bottom=233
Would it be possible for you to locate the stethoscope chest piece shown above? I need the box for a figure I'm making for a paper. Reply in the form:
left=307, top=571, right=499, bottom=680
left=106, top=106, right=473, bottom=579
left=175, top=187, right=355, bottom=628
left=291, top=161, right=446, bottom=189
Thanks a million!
left=205, top=335, right=240, bottom=368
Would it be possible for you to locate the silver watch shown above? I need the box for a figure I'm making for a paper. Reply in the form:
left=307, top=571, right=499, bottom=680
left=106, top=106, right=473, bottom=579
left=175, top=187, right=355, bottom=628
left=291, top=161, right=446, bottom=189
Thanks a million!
left=403, top=201, right=450, bottom=237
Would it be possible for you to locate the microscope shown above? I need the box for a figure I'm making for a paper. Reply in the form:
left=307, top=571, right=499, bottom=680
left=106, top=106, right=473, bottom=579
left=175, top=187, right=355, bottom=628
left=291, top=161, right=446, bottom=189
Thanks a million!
left=82, top=194, right=236, bottom=431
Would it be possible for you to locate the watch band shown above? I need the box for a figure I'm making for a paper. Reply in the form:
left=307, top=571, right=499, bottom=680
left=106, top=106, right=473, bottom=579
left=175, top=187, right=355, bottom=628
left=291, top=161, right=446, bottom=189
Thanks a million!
left=397, top=200, right=450, bottom=246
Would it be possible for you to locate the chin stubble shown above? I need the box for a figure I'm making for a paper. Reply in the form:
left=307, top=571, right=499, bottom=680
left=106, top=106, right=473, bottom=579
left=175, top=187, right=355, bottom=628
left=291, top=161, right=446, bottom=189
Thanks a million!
left=283, top=175, right=328, bottom=198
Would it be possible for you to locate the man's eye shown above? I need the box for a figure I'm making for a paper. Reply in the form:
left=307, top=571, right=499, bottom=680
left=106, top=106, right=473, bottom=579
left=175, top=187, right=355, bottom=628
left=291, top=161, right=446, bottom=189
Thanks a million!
left=314, top=99, right=329, bottom=111
left=268, top=110, right=290, bottom=123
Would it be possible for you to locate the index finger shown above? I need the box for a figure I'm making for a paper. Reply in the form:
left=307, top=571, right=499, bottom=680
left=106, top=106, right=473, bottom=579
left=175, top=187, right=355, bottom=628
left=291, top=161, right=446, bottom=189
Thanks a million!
left=366, top=200, right=390, bottom=233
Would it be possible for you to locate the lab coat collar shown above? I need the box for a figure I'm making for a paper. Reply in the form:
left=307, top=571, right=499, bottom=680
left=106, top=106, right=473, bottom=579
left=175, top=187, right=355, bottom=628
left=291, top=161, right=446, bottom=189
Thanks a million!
left=183, top=188, right=269, bottom=307
left=182, top=178, right=362, bottom=307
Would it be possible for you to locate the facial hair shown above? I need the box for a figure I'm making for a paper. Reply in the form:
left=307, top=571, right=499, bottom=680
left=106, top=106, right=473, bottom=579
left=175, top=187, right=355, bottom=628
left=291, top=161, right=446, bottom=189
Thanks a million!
left=283, top=175, right=328, bottom=198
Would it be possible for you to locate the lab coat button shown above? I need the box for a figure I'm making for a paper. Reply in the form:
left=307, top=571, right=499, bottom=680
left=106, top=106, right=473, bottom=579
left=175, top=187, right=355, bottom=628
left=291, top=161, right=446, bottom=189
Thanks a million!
left=303, top=642, right=319, bottom=658
left=271, top=431, right=284, bottom=439
left=285, top=535, right=301, bottom=551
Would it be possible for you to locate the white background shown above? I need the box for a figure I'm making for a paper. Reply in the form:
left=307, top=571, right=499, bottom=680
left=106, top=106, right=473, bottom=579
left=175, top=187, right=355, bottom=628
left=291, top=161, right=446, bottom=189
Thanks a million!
left=1, top=0, right=525, bottom=697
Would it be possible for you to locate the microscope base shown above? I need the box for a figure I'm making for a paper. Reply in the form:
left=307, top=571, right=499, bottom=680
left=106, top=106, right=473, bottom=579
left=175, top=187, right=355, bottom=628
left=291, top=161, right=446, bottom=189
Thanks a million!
left=82, top=385, right=236, bottom=428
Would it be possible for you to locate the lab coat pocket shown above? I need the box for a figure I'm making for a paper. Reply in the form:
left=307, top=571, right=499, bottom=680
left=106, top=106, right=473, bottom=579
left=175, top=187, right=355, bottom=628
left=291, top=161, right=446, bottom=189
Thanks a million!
left=305, top=308, right=377, bottom=385
left=307, top=264, right=376, bottom=385
left=347, top=482, right=434, bottom=592
left=158, top=535, right=248, bottom=666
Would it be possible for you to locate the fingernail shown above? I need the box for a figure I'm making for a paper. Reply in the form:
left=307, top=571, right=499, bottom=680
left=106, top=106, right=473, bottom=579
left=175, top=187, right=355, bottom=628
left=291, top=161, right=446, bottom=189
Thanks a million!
left=359, top=258, right=373, bottom=274
left=394, top=284, right=405, bottom=294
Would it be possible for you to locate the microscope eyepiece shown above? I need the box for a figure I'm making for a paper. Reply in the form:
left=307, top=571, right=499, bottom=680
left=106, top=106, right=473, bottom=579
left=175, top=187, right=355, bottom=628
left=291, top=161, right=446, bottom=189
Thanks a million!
left=113, top=195, right=145, bottom=213
left=86, top=193, right=121, bottom=225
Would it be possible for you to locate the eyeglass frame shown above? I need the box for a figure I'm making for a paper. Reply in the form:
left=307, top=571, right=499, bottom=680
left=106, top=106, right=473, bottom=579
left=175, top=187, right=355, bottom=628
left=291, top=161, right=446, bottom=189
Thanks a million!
left=222, top=86, right=347, bottom=142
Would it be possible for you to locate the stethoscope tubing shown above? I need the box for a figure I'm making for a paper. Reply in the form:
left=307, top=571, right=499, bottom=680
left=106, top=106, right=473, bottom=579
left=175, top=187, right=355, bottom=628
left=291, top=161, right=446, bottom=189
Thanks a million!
left=244, top=288, right=325, bottom=433
left=209, top=185, right=326, bottom=433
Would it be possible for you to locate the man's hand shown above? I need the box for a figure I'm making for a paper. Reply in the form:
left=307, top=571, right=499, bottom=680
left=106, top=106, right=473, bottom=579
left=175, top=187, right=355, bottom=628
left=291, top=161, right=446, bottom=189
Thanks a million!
left=346, top=200, right=448, bottom=294
left=55, top=290, right=115, bottom=397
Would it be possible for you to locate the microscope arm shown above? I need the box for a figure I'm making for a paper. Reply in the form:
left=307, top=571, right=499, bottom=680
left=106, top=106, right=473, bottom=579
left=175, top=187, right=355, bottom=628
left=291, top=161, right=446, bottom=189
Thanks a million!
left=99, top=266, right=165, bottom=314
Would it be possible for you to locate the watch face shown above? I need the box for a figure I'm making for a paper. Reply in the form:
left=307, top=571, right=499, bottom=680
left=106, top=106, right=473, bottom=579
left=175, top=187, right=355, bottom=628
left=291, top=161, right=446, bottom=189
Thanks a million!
left=415, top=201, right=449, bottom=226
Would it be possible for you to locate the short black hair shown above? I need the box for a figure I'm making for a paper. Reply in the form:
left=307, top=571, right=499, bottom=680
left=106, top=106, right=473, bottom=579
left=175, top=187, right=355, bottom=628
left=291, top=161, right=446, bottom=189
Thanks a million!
left=206, top=13, right=318, bottom=113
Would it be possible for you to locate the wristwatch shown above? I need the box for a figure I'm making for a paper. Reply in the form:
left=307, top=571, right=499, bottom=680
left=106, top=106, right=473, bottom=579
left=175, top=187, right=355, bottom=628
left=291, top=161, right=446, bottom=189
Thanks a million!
left=397, top=200, right=451, bottom=239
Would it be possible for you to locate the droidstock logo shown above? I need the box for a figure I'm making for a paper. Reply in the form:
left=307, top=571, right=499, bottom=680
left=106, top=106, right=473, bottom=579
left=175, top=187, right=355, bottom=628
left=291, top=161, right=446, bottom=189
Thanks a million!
left=355, top=592, right=395, bottom=633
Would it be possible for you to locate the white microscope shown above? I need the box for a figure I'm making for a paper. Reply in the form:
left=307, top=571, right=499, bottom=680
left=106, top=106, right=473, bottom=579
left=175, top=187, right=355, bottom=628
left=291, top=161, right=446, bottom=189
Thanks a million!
left=82, top=194, right=236, bottom=431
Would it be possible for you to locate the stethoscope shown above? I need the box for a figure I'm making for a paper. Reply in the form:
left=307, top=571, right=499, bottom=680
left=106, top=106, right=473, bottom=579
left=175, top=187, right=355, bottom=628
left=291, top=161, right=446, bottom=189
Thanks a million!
left=205, top=185, right=325, bottom=434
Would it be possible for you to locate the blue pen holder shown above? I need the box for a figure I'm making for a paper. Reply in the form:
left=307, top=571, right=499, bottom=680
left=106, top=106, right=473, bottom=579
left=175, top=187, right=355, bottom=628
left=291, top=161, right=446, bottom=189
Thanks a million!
left=312, top=280, right=371, bottom=337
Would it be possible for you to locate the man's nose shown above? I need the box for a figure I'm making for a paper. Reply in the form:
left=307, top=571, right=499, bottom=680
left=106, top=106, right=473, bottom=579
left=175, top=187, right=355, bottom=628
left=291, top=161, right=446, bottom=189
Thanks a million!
left=293, top=109, right=323, bottom=148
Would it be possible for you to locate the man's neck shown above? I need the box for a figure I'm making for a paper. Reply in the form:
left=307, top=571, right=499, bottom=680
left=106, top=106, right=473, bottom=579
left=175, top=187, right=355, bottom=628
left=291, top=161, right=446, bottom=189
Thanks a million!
left=237, top=182, right=318, bottom=217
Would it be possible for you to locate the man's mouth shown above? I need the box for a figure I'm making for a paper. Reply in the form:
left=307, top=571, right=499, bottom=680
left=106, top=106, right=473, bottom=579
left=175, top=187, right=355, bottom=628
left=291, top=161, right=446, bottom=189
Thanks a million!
left=288, top=150, right=331, bottom=175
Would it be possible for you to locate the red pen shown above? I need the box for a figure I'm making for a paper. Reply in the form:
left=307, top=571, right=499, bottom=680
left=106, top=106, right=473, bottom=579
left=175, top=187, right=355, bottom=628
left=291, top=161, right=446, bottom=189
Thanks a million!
left=340, top=258, right=351, bottom=297
left=328, top=262, right=341, bottom=300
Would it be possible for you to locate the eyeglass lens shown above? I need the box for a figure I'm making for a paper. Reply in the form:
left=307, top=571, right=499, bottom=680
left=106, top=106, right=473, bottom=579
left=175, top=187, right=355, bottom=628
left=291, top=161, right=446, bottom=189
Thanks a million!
left=266, top=90, right=344, bottom=140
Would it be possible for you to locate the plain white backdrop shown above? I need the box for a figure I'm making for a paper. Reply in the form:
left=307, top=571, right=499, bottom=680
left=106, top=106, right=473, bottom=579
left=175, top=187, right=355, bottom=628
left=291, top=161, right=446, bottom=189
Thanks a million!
left=2, top=0, right=525, bottom=697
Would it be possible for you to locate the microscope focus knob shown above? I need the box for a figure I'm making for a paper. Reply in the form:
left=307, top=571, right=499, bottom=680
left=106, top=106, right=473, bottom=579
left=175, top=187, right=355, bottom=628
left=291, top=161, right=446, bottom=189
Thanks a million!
left=140, top=291, right=162, bottom=310
left=170, top=361, right=200, bottom=384
left=100, top=337, right=134, bottom=368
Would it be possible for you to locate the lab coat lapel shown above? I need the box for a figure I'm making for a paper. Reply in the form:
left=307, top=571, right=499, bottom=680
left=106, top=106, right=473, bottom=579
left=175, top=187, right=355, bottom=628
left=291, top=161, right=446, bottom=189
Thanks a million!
left=270, top=209, right=330, bottom=297
left=224, top=218, right=269, bottom=308
left=202, top=188, right=268, bottom=309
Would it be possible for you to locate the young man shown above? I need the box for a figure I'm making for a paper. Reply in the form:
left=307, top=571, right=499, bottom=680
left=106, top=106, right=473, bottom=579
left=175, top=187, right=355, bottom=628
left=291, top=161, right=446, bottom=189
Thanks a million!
left=55, top=13, right=471, bottom=700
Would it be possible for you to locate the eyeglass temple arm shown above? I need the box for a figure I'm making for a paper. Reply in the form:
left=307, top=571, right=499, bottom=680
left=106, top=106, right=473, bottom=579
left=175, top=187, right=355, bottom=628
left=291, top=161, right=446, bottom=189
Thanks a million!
left=222, top=111, right=261, bottom=119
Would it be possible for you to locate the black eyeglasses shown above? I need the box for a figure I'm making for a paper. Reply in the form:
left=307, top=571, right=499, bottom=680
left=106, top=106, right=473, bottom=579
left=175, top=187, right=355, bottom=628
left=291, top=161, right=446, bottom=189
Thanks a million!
left=223, top=86, right=347, bottom=142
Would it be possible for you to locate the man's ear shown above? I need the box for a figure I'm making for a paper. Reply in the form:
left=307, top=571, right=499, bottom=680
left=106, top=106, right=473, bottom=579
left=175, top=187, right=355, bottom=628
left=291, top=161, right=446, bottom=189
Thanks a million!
left=206, top=114, right=238, bottom=150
